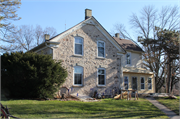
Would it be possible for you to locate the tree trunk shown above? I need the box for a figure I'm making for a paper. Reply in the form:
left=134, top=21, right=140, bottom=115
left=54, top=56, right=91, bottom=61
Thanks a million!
left=166, top=55, right=171, bottom=93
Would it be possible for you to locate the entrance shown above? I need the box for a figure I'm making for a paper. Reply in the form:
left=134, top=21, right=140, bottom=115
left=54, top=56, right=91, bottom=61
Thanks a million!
left=132, top=77, right=137, bottom=90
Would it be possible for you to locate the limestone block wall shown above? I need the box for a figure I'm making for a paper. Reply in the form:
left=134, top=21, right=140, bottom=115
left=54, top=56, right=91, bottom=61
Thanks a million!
left=53, top=24, right=121, bottom=96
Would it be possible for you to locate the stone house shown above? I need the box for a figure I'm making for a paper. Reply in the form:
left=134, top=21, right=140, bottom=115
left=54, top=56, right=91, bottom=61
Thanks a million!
left=30, top=9, right=155, bottom=97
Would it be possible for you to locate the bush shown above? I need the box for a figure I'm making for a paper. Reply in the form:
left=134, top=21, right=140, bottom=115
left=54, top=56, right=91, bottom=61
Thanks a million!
left=1, top=52, right=68, bottom=99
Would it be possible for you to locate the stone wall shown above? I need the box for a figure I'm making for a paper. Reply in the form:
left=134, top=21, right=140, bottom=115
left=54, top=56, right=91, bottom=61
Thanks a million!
left=53, top=24, right=121, bottom=96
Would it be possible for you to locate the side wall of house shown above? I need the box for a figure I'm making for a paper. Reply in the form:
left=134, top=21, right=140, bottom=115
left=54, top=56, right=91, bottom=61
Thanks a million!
left=123, top=72, right=155, bottom=93
left=53, top=24, right=121, bottom=96
left=122, top=51, right=142, bottom=68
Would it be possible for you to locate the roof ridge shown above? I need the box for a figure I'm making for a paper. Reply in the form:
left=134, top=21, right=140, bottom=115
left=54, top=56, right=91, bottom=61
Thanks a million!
left=48, top=17, right=92, bottom=41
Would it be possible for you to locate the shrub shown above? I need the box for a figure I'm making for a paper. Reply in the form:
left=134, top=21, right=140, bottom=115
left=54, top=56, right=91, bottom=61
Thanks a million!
left=1, top=52, right=67, bottom=99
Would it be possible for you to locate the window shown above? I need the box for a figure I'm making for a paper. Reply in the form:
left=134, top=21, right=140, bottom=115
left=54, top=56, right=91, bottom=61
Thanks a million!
left=73, top=66, right=83, bottom=85
left=98, top=68, right=106, bottom=85
left=141, top=77, right=145, bottom=90
left=126, top=52, right=131, bottom=64
left=124, top=76, right=128, bottom=90
left=132, top=77, right=137, bottom=90
left=148, top=78, right=152, bottom=90
left=97, top=41, right=105, bottom=58
left=74, top=37, right=83, bottom=55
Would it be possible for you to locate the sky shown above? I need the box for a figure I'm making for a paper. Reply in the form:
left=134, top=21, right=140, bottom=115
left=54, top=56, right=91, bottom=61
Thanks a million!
left=11, top=0, right=180, bottom=42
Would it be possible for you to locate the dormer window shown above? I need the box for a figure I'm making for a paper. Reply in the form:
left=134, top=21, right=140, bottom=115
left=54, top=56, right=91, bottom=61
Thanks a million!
left=74, top=37, right=83, bottom=56
left=126, top=52, right=131, bottom=65
left=97, top=41, right=105, bottom=58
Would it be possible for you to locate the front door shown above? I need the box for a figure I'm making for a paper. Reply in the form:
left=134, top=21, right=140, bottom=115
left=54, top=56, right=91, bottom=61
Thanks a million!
left=132, top=77, right=137, bottom=90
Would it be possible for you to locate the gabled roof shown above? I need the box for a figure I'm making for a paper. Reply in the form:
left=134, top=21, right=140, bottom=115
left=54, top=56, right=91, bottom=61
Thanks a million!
left=113, top=37, right=143, bottom=52
left=48, top=17, right=91, bottom=41
left=49, top=16, right=126, bottom=54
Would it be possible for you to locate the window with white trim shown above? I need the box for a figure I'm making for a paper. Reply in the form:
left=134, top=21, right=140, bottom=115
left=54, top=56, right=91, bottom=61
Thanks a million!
left=98, top=68, right=106, bottom=85
left=73, top=66, right=83, bottom=85
left=97, top=41, right=105, bottom=58
left=124, top=76, right=128, bottom=90
left=126, top=52, right=131, bottom=64
left=141, top=77, right=145, bottom=89
left=148, top=78, right=152, bottom=90
left=74, top=37, right=83, bottom=55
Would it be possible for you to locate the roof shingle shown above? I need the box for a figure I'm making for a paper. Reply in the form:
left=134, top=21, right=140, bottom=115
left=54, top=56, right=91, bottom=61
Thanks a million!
left=113, top=37, right=143, bottom=52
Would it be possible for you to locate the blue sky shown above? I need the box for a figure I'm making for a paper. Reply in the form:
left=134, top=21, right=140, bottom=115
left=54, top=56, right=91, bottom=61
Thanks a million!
left=13, top=0, right=180, bottom=41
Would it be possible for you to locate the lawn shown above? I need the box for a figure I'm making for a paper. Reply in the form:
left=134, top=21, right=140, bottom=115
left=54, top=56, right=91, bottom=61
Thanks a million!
left=1, top=98, right=168, bottom=118
left=154, top=96, right=180, bottom=115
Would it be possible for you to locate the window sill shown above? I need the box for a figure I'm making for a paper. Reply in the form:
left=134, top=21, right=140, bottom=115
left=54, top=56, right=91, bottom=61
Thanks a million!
left=72, top=85, right=83, bottom=87
left=96, top=57, right=106, bottom=60
left=72, top=54, right=83, bottom=57
left=125, top=64, right=132, bottom=67
left=97, top=85, right=106, bottom=88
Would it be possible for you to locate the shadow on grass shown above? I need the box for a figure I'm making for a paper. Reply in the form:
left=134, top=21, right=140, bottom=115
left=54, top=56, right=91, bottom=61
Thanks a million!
left=1, top=99, right=168, bottom=118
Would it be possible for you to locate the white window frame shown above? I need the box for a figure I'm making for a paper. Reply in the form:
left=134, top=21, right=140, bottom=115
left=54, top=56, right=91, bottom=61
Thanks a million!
left=97, top=68, right=106, bottom=86
left=148, top=78, right=152, bottom=90
left=74, top=37, right=83, bottom=56
left=124, top=76, right=129, bottom=90
left=126, top=52, right=131, bottom=65
left=73, top=66, right=83, bottom=86
left=140, top=77, right=145, bottom=90
left=97, top=41, right=105, bottom=58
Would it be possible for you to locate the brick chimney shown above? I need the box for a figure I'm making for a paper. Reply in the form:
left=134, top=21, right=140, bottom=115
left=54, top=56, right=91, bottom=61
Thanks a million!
left=85, top=9, right=92, bottom=20
left=115, top=33, right=120, bottom=38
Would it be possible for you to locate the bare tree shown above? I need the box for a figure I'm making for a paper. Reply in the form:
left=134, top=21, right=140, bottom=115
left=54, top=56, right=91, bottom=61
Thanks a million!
left=34, top=25, right=57, bottom=45
left=43, top=27, right=57, bottom=40
left=14, top=25, right=35, bottom=51
left=0, top=0, right=21, bottom=52
left=14, top=25, right=57, bottom=52
left=34, top=25, right=43, bottom=46
left=113, top=5, right=180, bottom=92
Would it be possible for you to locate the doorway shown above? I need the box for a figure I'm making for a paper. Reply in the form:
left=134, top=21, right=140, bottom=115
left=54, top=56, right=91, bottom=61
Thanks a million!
left=132, top=77, right=137, bottom=90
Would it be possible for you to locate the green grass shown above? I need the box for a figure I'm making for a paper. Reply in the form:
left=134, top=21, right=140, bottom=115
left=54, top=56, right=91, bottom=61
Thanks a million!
left=1, top=98, right=168, bottom=118
left=154, top=96, right=180, bottom=115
